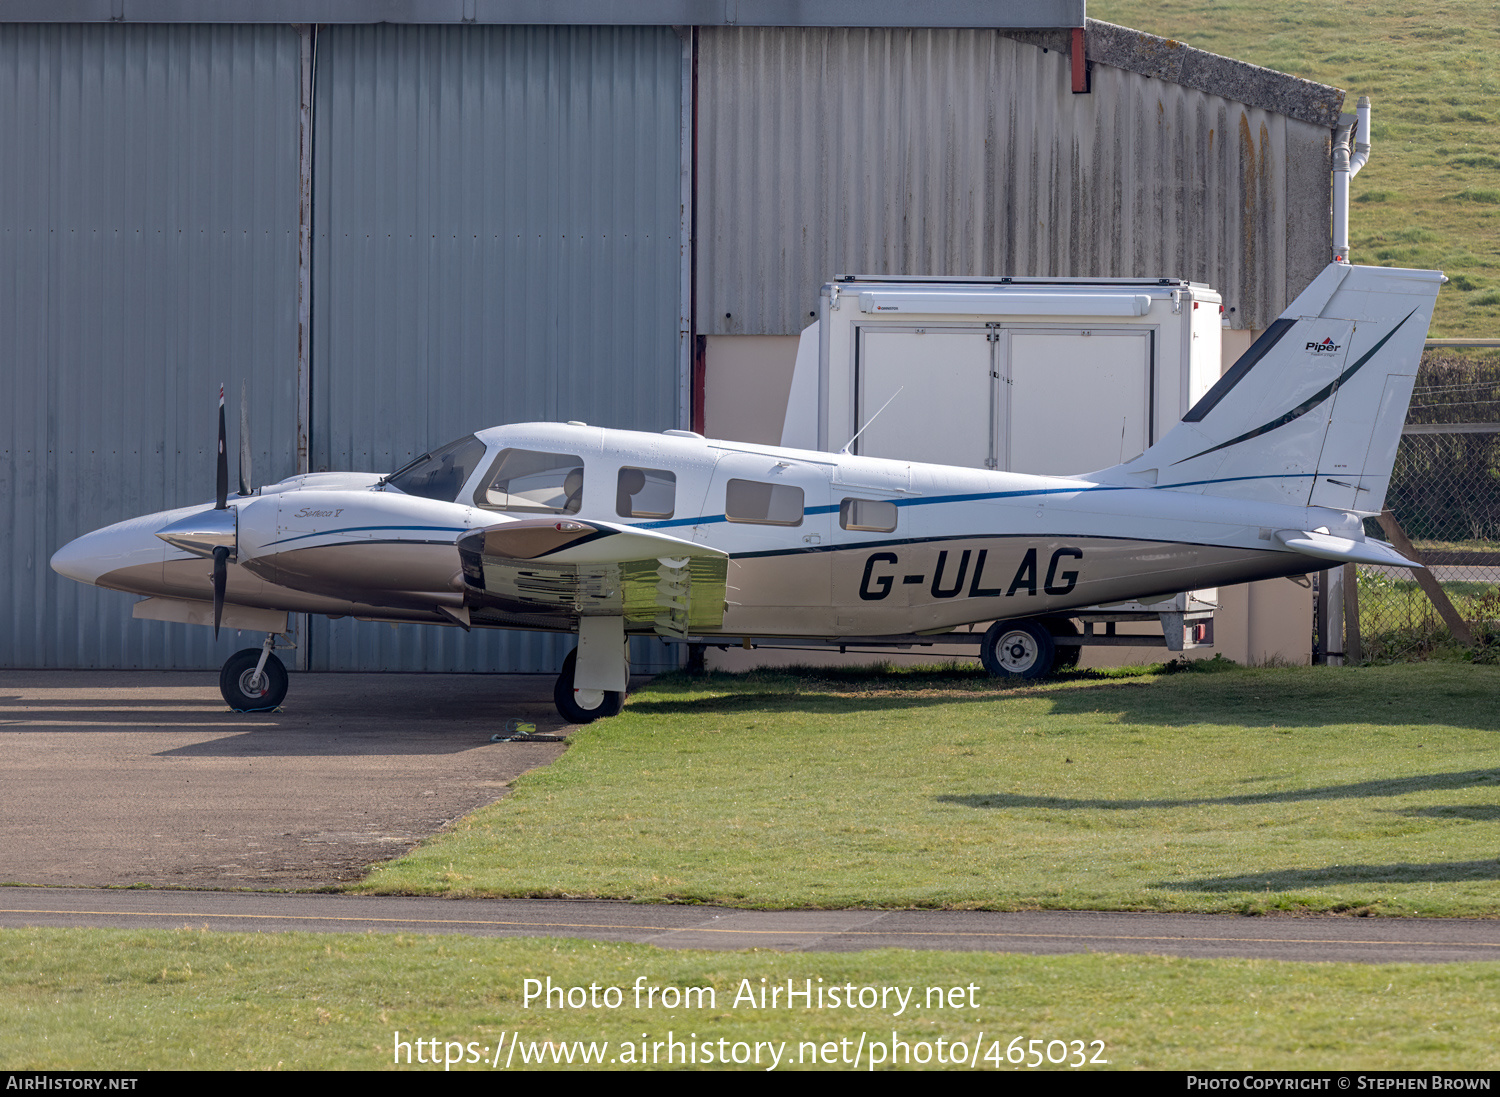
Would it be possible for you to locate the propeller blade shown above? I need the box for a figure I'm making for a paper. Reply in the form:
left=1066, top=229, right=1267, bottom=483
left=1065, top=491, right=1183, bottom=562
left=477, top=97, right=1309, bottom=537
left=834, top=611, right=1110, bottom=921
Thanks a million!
left=215, top=384, right=228, bottom=511
left=212, top=545, right=229, bottom=639
left=239, top=380, right=252, bottom=498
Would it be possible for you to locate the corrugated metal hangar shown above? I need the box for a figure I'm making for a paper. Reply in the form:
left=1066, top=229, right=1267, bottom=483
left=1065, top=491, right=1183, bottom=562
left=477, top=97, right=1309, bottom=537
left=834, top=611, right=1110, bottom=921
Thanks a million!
left=1, top=1, right=1344, bottom=671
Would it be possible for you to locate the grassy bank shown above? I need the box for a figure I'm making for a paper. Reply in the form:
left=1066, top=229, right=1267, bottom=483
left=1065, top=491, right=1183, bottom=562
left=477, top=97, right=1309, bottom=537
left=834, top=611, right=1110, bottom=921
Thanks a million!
left=1091, top=0, right=1500, bottom=337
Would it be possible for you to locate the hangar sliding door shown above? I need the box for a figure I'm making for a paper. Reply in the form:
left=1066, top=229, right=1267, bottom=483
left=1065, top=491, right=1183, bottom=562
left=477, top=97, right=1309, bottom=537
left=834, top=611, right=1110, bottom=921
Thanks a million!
left=0, top=23, right=303, bottom=669
left=310, top=25, right=685, bottom=671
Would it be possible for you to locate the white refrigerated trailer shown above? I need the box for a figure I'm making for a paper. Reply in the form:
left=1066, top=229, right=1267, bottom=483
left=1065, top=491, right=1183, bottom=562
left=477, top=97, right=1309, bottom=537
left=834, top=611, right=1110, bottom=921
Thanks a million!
left=776, top=272, right=1227, bottom=671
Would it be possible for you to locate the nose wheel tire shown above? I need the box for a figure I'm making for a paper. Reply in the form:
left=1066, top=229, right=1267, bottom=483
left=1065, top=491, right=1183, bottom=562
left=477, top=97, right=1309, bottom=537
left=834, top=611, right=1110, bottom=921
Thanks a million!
left=553, top=649, right=625, bottom=724
left=980, top=619, right=1057, bottom=680
left=220, top=648, right=288, bottom=711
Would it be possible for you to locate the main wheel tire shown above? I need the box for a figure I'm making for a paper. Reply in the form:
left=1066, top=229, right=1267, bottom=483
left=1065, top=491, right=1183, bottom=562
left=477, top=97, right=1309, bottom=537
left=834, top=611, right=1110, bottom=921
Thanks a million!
left=980, top=619, right=1057, bottom=680
left=553, top=648, right=625, bottom=724
left=1043, top=617, right=1082, bottom=670
left=219, top=648, right=288, bottom=711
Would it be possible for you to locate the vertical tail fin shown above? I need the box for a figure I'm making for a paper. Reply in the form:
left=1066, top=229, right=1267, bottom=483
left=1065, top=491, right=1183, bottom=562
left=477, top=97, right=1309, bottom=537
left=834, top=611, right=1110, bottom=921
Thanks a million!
left=1101, top=263, right=1441, bottom=513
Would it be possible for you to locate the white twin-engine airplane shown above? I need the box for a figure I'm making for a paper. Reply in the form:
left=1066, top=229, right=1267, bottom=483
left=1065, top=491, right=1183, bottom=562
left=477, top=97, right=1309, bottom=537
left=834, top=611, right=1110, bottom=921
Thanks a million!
left=53, top=261, right=1440, bottom=722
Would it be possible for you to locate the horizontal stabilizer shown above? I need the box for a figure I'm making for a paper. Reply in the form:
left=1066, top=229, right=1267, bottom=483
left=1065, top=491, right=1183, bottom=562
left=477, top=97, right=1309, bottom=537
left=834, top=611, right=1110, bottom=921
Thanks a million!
left=1274, top=530, right=1421, bottom=569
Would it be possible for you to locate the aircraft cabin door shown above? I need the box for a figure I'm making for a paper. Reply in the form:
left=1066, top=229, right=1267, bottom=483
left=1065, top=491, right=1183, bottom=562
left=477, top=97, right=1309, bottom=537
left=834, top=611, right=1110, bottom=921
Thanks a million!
left=702, top=449, right=835, bottom=636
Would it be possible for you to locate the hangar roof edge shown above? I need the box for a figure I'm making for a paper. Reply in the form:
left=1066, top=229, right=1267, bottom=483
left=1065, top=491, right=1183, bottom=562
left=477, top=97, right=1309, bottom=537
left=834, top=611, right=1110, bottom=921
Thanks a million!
left=0, top=0, right=1085, bottom=30
left=1002, top=20, right=1346, bottom=129
left=0, top=3, right=1345, bottom=128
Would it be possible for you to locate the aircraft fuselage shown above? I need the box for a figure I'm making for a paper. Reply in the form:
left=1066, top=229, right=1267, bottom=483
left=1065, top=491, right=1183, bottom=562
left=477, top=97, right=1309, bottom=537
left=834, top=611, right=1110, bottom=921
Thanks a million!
left=54, top=421, right=1351, bottom=641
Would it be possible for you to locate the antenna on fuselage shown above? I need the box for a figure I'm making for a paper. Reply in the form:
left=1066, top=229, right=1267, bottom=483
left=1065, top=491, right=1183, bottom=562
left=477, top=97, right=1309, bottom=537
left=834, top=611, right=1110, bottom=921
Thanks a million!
left=838, top=386, right=904, bottom=456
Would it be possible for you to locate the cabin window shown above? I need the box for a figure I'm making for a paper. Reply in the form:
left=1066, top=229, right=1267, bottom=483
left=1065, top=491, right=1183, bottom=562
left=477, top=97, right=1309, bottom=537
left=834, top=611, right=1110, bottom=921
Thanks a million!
left=725, top=478, right=803, bottom=526
left=839, top=497, right=898, bottom=532
left=475, top=449, right=585, bottom=514
left=617, top=467, right=676, bottom=519
left=384, top=434, right=487, bottom=503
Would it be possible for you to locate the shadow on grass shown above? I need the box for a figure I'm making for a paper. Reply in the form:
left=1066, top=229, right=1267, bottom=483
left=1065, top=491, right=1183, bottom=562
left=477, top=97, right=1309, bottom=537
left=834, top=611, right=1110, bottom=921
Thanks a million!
left=1156, top=858, right=1500, bottom=891
left=937, top=768, right=1500, bottom=811
left=636, top=664, right=1500, bottom=732
left=624, top=689, right=1044, bottom=718
left=1397, top=804, right=1500, bottom=821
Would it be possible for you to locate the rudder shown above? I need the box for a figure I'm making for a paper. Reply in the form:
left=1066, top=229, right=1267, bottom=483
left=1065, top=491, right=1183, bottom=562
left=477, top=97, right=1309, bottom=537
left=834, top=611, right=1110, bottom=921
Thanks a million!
left=1098, top=263, right=1441, bottom=514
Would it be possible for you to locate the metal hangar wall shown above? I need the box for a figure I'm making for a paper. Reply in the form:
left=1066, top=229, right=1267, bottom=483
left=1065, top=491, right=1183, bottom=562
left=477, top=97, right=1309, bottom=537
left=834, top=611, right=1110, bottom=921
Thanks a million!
left=0, top=17, right=687, bottom=672
left=0, top=2, right=1341, bottom=671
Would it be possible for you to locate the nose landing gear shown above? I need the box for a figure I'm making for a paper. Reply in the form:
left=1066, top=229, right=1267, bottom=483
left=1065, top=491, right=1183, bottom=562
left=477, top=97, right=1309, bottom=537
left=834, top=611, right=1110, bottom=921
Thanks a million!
left=219, top=633, right=292, bottom=711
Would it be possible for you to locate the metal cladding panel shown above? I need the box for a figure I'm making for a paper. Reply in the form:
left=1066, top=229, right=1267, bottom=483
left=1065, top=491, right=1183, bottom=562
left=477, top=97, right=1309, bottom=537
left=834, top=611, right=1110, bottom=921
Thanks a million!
left=2, top=0, right=1087, bottom=27
left=0, top=23, right=302, bottom=668
left=311, top=23, right=683, bottom=671
left=698, top=27, right=1332, bottom=335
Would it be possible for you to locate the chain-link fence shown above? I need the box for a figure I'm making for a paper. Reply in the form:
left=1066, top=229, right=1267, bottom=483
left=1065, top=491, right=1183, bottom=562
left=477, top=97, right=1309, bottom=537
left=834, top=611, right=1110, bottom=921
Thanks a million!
left=1347, top=351, right=1500, bottom=661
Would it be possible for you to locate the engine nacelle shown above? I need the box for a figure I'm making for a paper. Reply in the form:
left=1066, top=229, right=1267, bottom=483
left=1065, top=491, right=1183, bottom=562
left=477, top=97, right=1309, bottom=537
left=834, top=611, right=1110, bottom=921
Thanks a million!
left=236, top=490, right=488, bottom=605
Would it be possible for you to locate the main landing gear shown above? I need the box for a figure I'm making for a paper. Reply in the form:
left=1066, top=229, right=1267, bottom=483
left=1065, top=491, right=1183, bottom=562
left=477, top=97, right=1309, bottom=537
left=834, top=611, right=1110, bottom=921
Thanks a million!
left=553, top=648, right=625, bottom=724
left=552, top=619, right=631, bottom=724
left=219, top=633, right=290, bottom=711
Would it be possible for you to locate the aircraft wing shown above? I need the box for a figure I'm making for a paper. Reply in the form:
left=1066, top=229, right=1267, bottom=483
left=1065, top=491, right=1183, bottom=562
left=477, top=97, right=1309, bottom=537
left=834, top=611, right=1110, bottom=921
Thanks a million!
left=456, top=519, right=728, bottom=636
left=1274, top=529, right=1422, bottom=569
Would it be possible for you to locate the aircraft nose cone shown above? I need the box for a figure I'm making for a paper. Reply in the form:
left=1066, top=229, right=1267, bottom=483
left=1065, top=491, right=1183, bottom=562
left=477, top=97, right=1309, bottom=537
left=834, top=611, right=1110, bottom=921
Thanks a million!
left=50, top=533, right=105, bottom=585
left=52, top=508, right=182, bottom=590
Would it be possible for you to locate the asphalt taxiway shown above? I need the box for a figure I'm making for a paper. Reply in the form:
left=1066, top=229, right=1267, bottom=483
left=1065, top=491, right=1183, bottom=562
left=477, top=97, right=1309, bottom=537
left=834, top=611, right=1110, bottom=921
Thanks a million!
left=3, top=888, right=1499, bottom=962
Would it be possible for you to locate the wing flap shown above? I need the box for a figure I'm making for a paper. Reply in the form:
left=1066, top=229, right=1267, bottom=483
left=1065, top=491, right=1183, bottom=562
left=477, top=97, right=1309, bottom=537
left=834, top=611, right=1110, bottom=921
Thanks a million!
left=457, top=519, right=728, bottom=635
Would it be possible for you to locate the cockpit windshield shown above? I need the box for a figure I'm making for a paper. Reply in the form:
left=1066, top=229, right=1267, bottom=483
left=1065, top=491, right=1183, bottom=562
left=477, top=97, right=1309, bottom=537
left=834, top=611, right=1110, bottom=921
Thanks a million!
left=383, top=434, right=488, bottom=503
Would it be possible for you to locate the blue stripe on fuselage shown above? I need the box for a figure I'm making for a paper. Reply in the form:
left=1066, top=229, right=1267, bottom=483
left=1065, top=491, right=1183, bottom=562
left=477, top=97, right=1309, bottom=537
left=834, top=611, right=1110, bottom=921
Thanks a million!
left=262, top=524, right=471, bottom=549
left=635, top=472, right=1314, bottom=530
left=257, top=472, right=1313, bottom=548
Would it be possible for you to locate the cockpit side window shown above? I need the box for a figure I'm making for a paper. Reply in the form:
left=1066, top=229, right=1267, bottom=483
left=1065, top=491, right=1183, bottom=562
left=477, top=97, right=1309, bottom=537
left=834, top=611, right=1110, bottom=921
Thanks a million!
left=384, top=434, right=488, bottom=503
left=475, top=448, right=585, bottom=514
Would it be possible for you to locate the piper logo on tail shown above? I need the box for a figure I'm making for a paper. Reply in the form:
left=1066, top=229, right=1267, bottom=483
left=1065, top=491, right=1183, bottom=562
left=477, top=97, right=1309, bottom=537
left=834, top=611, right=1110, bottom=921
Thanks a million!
left=1306, top=337, right=1342, bottom=354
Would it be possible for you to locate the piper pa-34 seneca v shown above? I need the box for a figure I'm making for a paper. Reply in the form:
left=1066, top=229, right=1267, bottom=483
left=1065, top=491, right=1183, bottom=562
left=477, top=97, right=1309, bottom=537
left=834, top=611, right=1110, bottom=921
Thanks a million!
left=53, top=261, right=1440, bottom=723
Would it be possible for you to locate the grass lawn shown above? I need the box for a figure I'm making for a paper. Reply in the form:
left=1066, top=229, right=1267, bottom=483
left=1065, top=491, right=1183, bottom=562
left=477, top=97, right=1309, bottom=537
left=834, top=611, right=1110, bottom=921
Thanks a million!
left=1089, top=0, right=1500, bottom=337
left=4, top=928, right=1497, bottom=1070
left=8, top=663, right=1499, bottom=1072
left=360, top=663, right=1500, bottom=917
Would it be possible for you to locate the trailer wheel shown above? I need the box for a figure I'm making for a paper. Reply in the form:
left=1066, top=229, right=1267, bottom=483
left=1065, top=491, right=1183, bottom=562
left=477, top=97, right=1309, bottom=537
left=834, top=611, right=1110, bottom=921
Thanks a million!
left=980, top=619, right=1057, bottom=680
left=1043, top=617, right=1082, bottom=670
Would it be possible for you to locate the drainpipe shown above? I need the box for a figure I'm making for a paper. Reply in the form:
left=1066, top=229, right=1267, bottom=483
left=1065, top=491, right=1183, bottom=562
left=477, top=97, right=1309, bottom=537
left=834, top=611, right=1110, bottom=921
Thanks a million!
left=1332, top=95, right=1371, bottom=264
left=1329, top=99, right=1373, bottom=664
left=1351, top=95, right=1372, bottom=178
